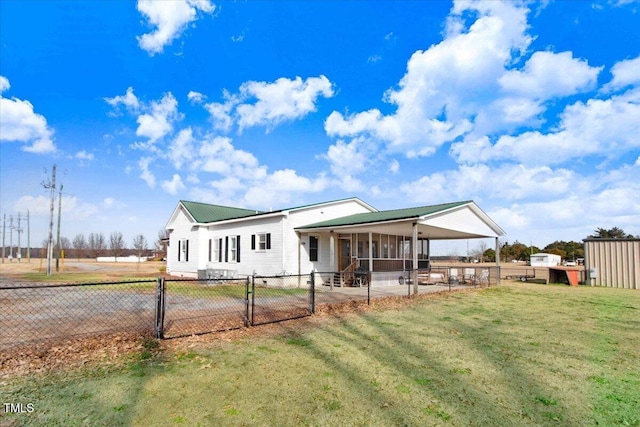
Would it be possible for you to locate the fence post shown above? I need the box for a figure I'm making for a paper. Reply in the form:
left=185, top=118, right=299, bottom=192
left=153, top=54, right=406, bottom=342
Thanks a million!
left=154, top=277, right=165, bottom=339
left=310, top=271, right=316, bottom=314
left=251, top=275, right=256, bottom=326
left=244, top=276, right=250, bottom=327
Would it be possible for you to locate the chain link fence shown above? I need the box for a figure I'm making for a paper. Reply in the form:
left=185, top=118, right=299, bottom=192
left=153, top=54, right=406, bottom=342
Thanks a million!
left=161, top=277, right=249, bottom=339
left=1, top=267, right=499, bottom=351
left=251, top=274, right=314, bottom=326
left=0, top=280, right=157, bottom=351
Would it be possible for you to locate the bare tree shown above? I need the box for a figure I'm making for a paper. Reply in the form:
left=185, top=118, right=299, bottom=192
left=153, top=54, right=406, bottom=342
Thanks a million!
left=88, top=232, right=106, bottom=259
left=109, top=232, right=125, bottom=262
left=60, top=237, right=71, bottom=259
left=155, top=228, right=169, bottom=260
left=132, top=234, right=148, bottom=259
left=72, top=233, right=87, bottom=260
left=471, top=241, right=488, bottom=262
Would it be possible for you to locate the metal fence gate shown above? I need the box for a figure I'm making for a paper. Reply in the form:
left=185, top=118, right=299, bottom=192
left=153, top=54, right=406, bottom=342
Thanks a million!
left=157, top=274, right=315, bottom=339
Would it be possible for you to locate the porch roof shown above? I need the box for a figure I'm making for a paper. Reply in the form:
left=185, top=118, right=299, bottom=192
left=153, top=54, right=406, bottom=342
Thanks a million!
left=295, top=200, right=506, bottom=240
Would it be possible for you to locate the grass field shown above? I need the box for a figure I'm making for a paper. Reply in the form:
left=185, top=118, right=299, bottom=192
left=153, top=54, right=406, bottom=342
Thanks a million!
left=1, top=283, right=638, bottom=426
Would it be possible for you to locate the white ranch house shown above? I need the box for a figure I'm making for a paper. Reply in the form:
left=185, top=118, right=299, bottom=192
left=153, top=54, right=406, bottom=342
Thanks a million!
left=165, top=197, right=506, bottom=286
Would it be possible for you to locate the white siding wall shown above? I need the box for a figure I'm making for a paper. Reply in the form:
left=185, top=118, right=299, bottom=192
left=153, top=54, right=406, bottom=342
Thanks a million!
left=204, top=216, right=285, bottom=276
left=166, top=208, right=199, bottom=277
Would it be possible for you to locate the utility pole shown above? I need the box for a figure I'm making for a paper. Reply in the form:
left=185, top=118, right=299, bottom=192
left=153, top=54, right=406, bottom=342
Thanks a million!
left=9, top=215, right=13, bottom=261
left=27, top=210, right=31, bottom=262
left=56, top=184, right=63, bottom=272
left=1, top=214, right=5, bottom=262
left=42, top=164, right=57, bottom=276
left=16, top=212, right=22, bottom=262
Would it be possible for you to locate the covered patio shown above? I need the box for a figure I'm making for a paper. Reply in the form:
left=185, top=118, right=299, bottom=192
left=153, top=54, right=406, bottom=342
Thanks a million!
left=295, top=200, right=506, bottom=293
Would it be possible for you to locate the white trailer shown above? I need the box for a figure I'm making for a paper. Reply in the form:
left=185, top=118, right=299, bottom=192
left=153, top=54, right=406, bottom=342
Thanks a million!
left=530, top=253, right=561, bottom=267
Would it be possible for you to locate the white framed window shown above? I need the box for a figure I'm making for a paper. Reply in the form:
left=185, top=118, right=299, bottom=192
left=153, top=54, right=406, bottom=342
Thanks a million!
left=225, top=235, right=241, bottom=263
left=213, top=238, right=221, bottom=262
left=251, top=233, right=271, bottom=251
left=178, top=238, right=189, bottom=263
left=309, top=235, right=319, bottom=262
left=230, top=236, right=238, bottom=262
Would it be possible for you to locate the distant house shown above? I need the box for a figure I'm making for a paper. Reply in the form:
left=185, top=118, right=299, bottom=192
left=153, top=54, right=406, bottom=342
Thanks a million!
left=164, top=197, right=506, bottom=285
left=530, top=253, right=561, bottom=267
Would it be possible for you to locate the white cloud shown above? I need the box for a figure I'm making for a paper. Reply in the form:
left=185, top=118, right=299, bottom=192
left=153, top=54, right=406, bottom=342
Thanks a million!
left=138, top=157, right=156, bottom=188
left=231, top=30, right=245, bottom=42
left=324, top=137, right=369, bottom=176
left=136, top=0, right=216, bottom=55
left=161, top=174, right=186, bottom=195
left=389, top=159, right=400, bottom=174
left=136, top=92, right=180, bottom=142
left=203, top=89, right=238, bottom=132
left=243, top=169, right=329, bottom=208
left=168, top=127, right=196, bottom=169
left=102, top=197, right=126, bottom=209
left=452, top=88, right=640, bottom=166
left=489, top=206, right=530, bottom=231
left=105, top=88, right=183, bottom=149
left=235, top=76, right=334, bottom=131
left=104, top=87, right=140, bottom=114
left=398, top=163, right=578, bottom=207
left=0, top=76, right=9, bottom=92
left=605, top=55, right=640, bottom=91
left=499, top=51, right=601, bottom=100
left=391, top=159, right=640, bottom=245
left=13, top=195, right=51, bottom=215
left=324, top=1, right=532, bottom=159
left=187, top=90, right=206, bottom=104
left=196, top=136, right=262, bottom=177
left=75, top=150, right=94, bottom=161
left=197, top=76, right=334, bottom=133
left=0, top=76, right=56, bottom=153
left=14, top=195, right=100, bottom=221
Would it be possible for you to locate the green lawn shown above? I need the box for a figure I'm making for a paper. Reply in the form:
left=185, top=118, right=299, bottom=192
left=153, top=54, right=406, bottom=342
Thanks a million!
left=2, top=283, right=639, bottom=426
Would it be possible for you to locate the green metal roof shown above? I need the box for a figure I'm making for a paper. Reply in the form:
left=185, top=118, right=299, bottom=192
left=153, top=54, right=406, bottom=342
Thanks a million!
left=180, top=197, right=373, bottom=224
left=296, top=201, right=472, bottom=229
left=180, top=200, right=263, bottom=223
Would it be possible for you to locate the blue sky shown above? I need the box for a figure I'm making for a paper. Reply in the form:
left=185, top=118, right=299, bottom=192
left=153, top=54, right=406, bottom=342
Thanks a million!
left=1, top=0, right=639, bottom=255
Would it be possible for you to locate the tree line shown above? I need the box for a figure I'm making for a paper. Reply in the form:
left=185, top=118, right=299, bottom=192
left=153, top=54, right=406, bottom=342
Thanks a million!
left=41, top=229, right=169, bottom=261
left=483, top=227, right=639, bottom=262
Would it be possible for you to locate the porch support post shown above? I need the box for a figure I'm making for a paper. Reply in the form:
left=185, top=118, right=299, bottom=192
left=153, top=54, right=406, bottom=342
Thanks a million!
left=412, top=223, right=419, bottom=295
left=495, top=237, right=501, bottom=285
left=296, top=232, right=302, bottom=276
left=368, top=232, right=373, bottom=272
left=329, top=231, right=335, bottom=288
